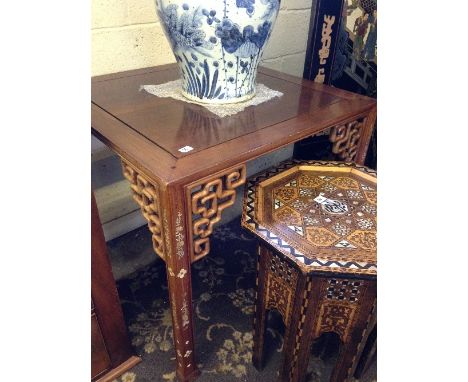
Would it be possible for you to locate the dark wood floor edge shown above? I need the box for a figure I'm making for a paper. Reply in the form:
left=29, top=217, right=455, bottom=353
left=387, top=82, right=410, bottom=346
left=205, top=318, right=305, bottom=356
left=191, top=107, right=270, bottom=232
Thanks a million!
left=94, top=356, right=142, bottom=382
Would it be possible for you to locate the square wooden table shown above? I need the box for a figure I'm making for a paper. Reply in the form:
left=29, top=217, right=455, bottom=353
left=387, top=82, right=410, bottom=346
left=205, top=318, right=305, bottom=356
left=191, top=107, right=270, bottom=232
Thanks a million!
left=91, top=63, right=376, bottom=381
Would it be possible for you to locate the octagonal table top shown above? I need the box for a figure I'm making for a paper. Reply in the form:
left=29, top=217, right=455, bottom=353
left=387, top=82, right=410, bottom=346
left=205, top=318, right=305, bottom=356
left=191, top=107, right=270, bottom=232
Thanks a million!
left=242, top=160, right=377, bottom=276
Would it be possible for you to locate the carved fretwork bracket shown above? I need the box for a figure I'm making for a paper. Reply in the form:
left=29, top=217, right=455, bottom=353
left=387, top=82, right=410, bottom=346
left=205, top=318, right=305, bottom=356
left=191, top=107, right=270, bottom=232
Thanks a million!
left=329, top=118, right=365, bottom=162
left=187, top=165, right=247, bottom=261
left=121, top=160, right=166, bottom=260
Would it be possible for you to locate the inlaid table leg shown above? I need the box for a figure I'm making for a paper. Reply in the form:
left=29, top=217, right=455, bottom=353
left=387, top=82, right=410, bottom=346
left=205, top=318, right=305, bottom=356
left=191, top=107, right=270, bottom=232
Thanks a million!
left=162, top=185, right=200, bottom=382
left=353, top=321, right=377, bottom=379
left=280, top=276, right=316, bottom=382
left=252, top=245, right=269, bottom=370
left=329, top=291, right=376, bottom=382
left=121, top=160, right=199, bottom=381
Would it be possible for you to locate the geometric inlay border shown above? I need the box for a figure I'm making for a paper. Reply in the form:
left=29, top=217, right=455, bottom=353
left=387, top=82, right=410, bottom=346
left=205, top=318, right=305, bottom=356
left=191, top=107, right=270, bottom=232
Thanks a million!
left=241, top=159, right=377, bottom=275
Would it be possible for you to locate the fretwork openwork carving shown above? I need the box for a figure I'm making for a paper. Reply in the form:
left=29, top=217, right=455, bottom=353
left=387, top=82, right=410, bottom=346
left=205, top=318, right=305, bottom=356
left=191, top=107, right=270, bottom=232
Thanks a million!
left=329, top=119, right=365, bottom=161
left=326, top=279, right=362, bottom=303
left=188, top=165, right=246, bottom=261
left=315, top=301, right=357, bottom=342
left=265, top=252, right=299, bottom=326
left=121, top=160, right=166, bottom=260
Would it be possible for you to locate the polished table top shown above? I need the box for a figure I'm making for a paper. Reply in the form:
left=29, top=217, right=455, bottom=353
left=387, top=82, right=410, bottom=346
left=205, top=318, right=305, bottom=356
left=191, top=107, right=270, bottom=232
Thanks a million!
left=92, top=64, right=375, bottom=185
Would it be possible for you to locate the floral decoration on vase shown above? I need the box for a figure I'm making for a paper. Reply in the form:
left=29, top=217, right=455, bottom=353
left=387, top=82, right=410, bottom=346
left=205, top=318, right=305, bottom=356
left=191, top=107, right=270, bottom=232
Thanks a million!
left=155, top=0, right=280, bottom=104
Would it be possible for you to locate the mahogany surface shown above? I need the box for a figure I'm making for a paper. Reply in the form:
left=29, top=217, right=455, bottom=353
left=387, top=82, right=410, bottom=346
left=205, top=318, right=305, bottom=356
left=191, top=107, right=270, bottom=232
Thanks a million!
left=91, top=64, right=377, bottom=381
left=92, top=64, right=376, bottom=186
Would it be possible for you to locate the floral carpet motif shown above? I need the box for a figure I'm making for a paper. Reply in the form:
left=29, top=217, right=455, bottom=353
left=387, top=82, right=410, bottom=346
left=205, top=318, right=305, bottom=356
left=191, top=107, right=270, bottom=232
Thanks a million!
left=110, top=219, right=376, bottom=382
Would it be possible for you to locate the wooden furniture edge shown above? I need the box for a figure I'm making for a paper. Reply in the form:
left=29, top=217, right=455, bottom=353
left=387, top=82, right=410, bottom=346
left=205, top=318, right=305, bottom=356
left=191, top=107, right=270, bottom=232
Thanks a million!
left=92, top=63, right=176, bottom=83
left=91, top=103, right=175, bottom=186
left=168, top=104, right=375, bottom=185
left=259, top=66, right=376, bottom=104
left=94, top=356, right=142, bottom=382
left=91, top=192, right=137, bottom=372
left=92, top=100, right=373, bottom=188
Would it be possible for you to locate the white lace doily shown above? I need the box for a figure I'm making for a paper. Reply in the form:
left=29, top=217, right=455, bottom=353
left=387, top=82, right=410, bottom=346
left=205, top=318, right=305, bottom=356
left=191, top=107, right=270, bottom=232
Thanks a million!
left=141, top=80, right=283, bottom=118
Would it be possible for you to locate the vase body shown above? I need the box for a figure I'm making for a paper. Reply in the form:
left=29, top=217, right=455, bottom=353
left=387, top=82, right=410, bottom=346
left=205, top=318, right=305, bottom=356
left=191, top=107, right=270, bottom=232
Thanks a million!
left=155, top=0, right=280, bottom=104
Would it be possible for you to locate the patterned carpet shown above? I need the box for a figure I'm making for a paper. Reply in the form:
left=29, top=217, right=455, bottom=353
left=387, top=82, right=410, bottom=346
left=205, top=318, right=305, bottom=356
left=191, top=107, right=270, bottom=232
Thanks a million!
left=108, top=219, right=376, bottom=382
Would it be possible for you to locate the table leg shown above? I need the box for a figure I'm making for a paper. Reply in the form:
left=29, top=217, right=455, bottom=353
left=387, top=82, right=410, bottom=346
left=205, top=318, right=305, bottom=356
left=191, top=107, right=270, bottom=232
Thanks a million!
left=329, top=299, right=376, bottom=382
left=162, top=185, right=200, bottom=382
left=353, top=322, right=377, bottom=379
left=355, top=106, right=377, bottom=165
left=349, top=304, right=377, bottom=381
left=121, top=160, right=199, bottom=381
left=281, top=277, right=315, bottom=382
left=252, top=246, right=269, bottom=370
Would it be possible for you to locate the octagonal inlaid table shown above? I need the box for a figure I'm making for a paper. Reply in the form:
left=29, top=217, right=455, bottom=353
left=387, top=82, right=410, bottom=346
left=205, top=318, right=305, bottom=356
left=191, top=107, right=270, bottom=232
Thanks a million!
left=242, top=160, right=376, bottom=381
left=92, top=64, right=376, bottom=381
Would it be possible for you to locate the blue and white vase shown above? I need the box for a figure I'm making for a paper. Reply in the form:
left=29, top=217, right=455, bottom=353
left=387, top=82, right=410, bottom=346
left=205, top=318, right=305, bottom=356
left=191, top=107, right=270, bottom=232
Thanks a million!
left=155, top=0, right=280, bottom=104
